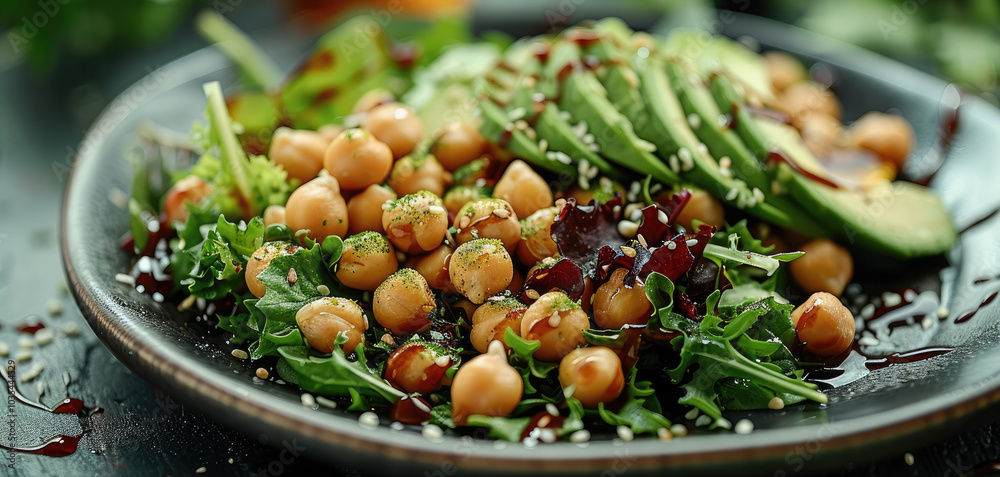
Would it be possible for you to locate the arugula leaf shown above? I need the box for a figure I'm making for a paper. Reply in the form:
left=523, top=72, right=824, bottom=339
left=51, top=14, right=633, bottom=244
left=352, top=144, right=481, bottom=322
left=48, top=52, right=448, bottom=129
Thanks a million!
left=181, top=215, right=265, bottom=300
left=254, top=242, right=355, bottom=323
left=645, top=272, right=826, bottom=427
left=277, top=337, right=404, bottom=406
left=502, top=328, right=560, bottom=399
left=596, top=372, right=672, bottom=435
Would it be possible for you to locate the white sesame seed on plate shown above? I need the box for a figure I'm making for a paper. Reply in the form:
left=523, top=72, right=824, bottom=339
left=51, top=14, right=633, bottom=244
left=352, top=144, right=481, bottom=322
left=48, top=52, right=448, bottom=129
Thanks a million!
left=316, top=396, right=338, bottom=409
left=861, top=303, right=876, bottom=320
left=316, top=285, right=331, bottom=295
left=937, top=306, right=950, bottom=319
left=422, top=424, right=444, bottom=441
left=300, top=393, right=316, bottom=408
left=670, top=424, right=688, bottom=437
left=882, top=292, right=902, bottom=308
left=47, top=299, right=62, bottom=316
left=0, top=343, right=8, bottom=357
left=570, top=429, right=591, bottom=444
left=734, top=419, right=754, bottom=435
left=359, top=411, right=380, bottom=429
left=231, top=349, right=248, bottom=360
left=685, top=239, right=699, bottom=248
left=922, top=316, right=934, bottom=330
left=115, top=273, right=136, bottom=286
left=390, top=422, right=405, bottom=431
left=20, top=363, right=43, bottom=382
left=195, top=466, right=207, bottom=474
left=546, top=403, right=560, bottom=417
left=687, top=113, right=701, bottom=129
left=684, top=408, right=700, bottom=420
left=35, top=328, right=54, bottom=345
left=695, top=415, right=712, bottom=427
left=19, top=336, right=33, bottom=349
left=904, top=452, right=915, bottom=466
left=539, top=428, right=557, bottom=444
left=657, top=427, right=673, bottom=441
left=62, top=323, right=81, bottom=336
left=617, top=426, right=634, bottom=442
left=15, top=350, right=32, bottom=362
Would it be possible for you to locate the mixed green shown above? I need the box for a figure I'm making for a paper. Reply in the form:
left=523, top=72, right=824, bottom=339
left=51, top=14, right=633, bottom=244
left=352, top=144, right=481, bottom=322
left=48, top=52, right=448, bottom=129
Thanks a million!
left=123, top=12, right=955, bottom=441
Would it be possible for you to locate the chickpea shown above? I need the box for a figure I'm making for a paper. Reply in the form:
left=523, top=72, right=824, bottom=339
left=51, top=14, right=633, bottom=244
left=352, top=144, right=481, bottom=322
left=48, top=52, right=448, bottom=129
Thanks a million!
left=323, top=128, right=393, bottom=191
left=470, top=297, right=526, bottom=354
left=295, top=297, right=368, bottom=354
left=365, top=103, right=423, bottom=159
left=449, top=238, right=514, bottom=304
left=405, top=244, right=454, bottom=291
left=453, top=157, right=494, bottom=186
left=593, top=268, right=653, bottom=329
left=493, top=160, right=553, bottom=218
left=517, top=206, right=559, bottom=265
left=764, top=51, right=807, bottom=92
left=434, top=122, right=487, bottom=172
left=352, top=88, right=395, bottom=114
left=373, top=268, right=436, bottom=335
left=845, top=112, right=914, bottom=169
left=558, top=347, right=626, bottom=408
left=790, top=239, right=853, bottom=296
left=381, top=191, right=449, bottom=254
left=336, top=232, right=398, bottom=291
left=284, top=175, right=349, bottom=241
left=443, top=185, right=490, bottom=216
left=674, top=189, right=725, bottom=231
left=791, top=292, right=855, bottom=357
left=385, top=341, right=452, bottom=394
left=347, top=184, right=397, bottom=235
left=798, top=112, right=845, bottom=157
left=451, top=340, right=523, bottom=425
left=263, top=205, right=286, bottom=227
left=520, top=291, right=590, bottom=362
left=778, top=82, right=842, bottom=123
left=454, top=198, right=521, bottom=252
left=245, top=241, right=297, bottom=298
left=163, top=175, right=212, bottom=225
left=268, top=127, right=330, bottom=184
left=387, top=154, right=451, bottom=198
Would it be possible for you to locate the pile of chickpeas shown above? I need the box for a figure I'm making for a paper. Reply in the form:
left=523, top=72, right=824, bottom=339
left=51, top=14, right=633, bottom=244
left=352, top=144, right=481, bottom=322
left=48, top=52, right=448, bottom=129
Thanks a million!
left=165, top=79, right=867, bottom=425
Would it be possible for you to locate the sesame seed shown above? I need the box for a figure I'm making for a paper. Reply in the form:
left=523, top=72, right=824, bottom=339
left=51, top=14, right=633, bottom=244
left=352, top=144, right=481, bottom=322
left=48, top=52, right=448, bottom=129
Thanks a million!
left=617, top=426, right=634, bottom=442
left=301, top=393, right=316, bottom=408
left=546, top=403, right=560, bottom=417
left=108, top=187, right=129, bottom=210
left=20, top=363, right=43, bottom=382
left=152, top=292, right=164, bottom=303
left=858, top=335, right=880, bottom=347
left=525, top=289, right=540, bottom=300
left=668, top=154, right=680, bottom=173
left=734, top=419, right=754, bottom=435
left=882, top=292, right=902, bottom=307
left=434, top=355, right=451, bottom=367
left=381, top=201, right=393, bottom=211
left=63, top=323, right=81, bottom=336
left=678, top=147, right=693, bottom=167
left=696, top=143, right=709, bottom=156
left=571, top=121, right=588, bottom=138
left=922, top=316, right=934, bottom=330
left=684, top=408, right=700, bottom=420
left=316, top=285, right=330, bottom=295
left=256, top=368, right=269, bottom=380
left=586, top=143, right=600, bottom=153
left=523, top=436, right=539, bottom=447
left=768, top=397, right=785, bottom=410
left=177, top=294, right=196, bottom=312
left=582, top=133, right=595, bottom=145
left=429, top=205, right=446, bottom=215
left=147, top=220, right=160, bottom=233
left=904, top=452, right=915, bottom=466
left=666, top=241, right=677, bottom=251
left=422, top=424, right=444, bottom=441
left=228, top=458, right=234, bottom=464
left=15, top=350, right=31, bottom=362
left=687, top=113, right=701, bottom=129
left=904, top=289, right=917, bottom=302
left=548, top=313, right=562, bottom=328
left=0, top=343, right=8, bottom=357
left=390, top=422, right=405, bottom=431
left=35, top=329, right=54, bottom=345
left=685, top=239, right=699, bottom=247
left=720, top=167, right=732, bottom=178
left=231, top=349, right=249, bottom=360
left=637, top=234, right=648, bottom=248
left=578, top=175, right=590, bottom=191
left=392, top=107, right=409, bottom=120
left=492, top=208, right=511, bottom=219
left=753, top=187, right=766, bottom=204
left=670, top=424, right=688, bottom=437
left=695, top=415, right=712, bottom=427
left=620, top=246, right=637, bottom=258
left=937, top=306, right=949, bottom=319
left=508, top=107, right=526, bottom=120
left=657, top=427, right=673, bottom=441
left=570, top=429, right=591, bottom=444
left=316, top=396, right=338, bottom=409
left=725, top=188, right=739, bottom=201
left=539, top=428, right=558, bottom=444
left=861, top=304, right=876, bottom=319
left=657, top=209, right=669, bottom=225
left=538, top=139, right=548, bottom=152
left=195, top=466, right=207, bottom=474
left=115, top=273, right=136, bottom=286
left=19, top=336, right=33, bottom=349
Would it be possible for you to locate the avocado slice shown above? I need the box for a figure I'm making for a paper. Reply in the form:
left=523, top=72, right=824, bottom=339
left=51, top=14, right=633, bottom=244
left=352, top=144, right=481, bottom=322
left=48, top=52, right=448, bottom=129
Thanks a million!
left=542, top=38, right=681, bottom=185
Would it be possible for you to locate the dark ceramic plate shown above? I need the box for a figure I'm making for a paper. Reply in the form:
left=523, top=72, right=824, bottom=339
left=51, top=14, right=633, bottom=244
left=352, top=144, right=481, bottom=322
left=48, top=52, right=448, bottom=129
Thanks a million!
left=63, top=8, right=1000, bottom=476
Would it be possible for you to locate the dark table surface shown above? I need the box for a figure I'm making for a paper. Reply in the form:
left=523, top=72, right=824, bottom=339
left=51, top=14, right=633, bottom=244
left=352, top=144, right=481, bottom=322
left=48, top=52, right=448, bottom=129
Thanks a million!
left=2, top=3, right=1000, bottom=477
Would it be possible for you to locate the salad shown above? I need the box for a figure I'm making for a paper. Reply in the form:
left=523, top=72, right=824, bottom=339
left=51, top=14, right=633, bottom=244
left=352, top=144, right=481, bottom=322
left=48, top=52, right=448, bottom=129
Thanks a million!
left=122, top=12, right=956, bottom=443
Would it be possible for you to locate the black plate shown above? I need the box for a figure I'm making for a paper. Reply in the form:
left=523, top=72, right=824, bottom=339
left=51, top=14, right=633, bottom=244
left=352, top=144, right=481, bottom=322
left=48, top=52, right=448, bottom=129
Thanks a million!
left=62, top=10, right=1000, bottom=476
